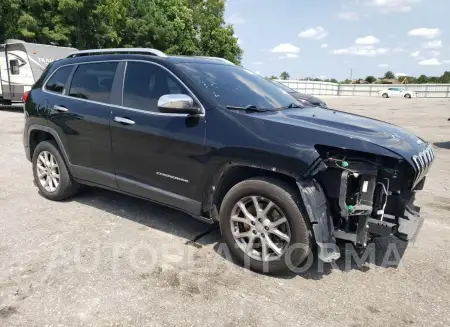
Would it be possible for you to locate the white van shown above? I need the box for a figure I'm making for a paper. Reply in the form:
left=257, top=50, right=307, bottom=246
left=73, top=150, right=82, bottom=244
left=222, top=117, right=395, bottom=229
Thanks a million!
left=0, top=39, right=76, bottom=105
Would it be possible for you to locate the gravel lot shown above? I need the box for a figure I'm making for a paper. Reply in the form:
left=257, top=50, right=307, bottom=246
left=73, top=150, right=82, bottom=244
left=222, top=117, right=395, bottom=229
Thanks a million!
left=1, top=98, right=449, bottom=327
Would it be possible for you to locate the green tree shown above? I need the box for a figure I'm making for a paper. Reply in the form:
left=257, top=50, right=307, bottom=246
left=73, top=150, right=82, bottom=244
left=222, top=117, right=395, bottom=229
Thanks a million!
left=280, top=71, right=290, bottom=80
left=269, top=75, right=278, bottom=80
left=417, top=74, right=428, bottom=84
left=330, top=78, right=338, bottom=83
left=0, top=0, right=21, bottom=41
left=384, top=71, right=395, bottom=79
left=365, top=75, right=376, bottom=83
left=440, top=71, right=450, bottom=83
left=189, top=0, right=243, bottom=64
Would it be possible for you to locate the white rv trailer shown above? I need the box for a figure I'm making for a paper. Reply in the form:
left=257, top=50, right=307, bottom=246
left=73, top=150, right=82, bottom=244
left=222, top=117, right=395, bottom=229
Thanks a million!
left=0, top=39, right=77, bottom=105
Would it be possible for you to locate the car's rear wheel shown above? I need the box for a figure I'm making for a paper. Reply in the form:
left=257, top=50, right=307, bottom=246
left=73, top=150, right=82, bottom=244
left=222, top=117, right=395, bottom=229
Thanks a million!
left=404, top=93, right=411, bottom=99
left=382, top=93, right=389, bottom=98
left=219, top=177, right=311, bottom=274
left=32, top=141, right=79, bottom=201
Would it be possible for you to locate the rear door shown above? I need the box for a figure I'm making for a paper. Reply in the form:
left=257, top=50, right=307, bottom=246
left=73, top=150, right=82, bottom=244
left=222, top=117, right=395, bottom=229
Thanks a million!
left=44, top=61, right=119, bottom=188
left=110, top=60, right=207, bottom=213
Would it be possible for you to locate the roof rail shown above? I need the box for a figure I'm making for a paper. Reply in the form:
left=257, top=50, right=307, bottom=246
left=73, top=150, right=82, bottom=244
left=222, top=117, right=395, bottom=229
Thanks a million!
left=195, top=56, right=235, bottom=65
left=67, top=48, right=167, bottom=58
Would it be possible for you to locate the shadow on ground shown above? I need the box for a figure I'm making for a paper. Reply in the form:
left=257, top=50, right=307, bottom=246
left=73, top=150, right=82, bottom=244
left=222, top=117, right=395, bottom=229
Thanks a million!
left=434, top=141, right=450, bottom=150
left=0, top=105, right=24, bottom=113
left=73, top=187, right=407, bottom=279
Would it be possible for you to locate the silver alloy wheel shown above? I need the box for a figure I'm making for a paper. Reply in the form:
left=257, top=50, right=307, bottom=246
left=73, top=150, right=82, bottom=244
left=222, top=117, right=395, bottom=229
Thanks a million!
left=230, top=196, right=291, bottom=262
left=36, top=151, right=60, bottom=193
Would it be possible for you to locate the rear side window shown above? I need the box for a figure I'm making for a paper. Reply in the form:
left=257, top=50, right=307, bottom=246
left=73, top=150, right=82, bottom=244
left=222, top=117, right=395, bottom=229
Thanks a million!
left=68, top=62, right=118, bottom=104
left=123, top=61, right=188, bottom=112
left=45, top=66, right=73, bottom=94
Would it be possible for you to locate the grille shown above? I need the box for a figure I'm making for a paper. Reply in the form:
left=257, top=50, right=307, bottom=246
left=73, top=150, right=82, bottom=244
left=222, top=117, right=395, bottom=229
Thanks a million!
left=411, top=145, right=435, bottom=186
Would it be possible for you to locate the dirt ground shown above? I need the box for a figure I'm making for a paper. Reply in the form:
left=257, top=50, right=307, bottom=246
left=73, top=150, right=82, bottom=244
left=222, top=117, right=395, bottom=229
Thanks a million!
left=0, top=97, right=449, bottom=327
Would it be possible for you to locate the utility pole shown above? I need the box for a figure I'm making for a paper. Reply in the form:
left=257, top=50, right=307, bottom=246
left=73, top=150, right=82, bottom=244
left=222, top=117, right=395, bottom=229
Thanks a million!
left=349, top=68, right=353, bottom=81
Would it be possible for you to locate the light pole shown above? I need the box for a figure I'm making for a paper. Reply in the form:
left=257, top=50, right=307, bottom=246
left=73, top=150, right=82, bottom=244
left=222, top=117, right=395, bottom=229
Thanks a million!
left=349, top=68, right=353, bottom=81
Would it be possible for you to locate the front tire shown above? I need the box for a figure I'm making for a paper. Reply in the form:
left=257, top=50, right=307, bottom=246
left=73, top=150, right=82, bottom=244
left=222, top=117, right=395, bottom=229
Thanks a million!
left=382, top=93, right=389, bottom=98
left=32, top=141, right=79, bottom=201
left=404, top=93, right=411, bottom=99
left=219, top=177, right=311, bottom=274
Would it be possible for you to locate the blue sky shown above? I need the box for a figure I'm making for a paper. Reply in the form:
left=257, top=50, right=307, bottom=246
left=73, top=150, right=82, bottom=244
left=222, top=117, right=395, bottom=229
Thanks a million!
left=225, top=0, right=450, bottom=80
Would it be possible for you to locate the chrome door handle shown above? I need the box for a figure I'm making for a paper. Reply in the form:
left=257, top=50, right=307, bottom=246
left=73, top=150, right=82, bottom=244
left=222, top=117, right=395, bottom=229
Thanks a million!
left=114, top=117, right=135, bottom=125
left=53, top=105, right=69, bottom=112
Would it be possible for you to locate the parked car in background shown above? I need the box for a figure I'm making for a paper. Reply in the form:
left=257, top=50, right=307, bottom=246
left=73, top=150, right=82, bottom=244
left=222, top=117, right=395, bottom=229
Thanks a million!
left=271, top=80, right=328, bottom=108
left=23, top=48, right=434, bottom=274
left=378, top=87, right=417, bottom=99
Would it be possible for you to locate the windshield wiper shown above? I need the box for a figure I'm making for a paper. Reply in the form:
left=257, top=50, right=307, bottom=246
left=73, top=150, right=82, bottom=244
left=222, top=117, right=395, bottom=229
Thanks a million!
left=225, top=105, right=270, bottom=112
left=276, top=103, right=304, bottom=110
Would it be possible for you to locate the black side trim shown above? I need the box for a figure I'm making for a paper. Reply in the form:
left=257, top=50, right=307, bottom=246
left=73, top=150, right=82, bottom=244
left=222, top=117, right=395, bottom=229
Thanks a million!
left=116, top=175, right=203, bottom=216
left=71, top=165, right=117, bottom=189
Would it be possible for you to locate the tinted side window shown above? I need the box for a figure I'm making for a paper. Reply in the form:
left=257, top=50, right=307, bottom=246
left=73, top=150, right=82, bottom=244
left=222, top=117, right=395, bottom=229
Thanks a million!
left=123, top=62, right=188, bottom=112
left=69, top=62, right=118, bottom=104
left=45, top=66, right=73, bottom=94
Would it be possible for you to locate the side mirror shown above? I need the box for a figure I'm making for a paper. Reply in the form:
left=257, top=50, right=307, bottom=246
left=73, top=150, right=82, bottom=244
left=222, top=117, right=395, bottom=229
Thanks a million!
left=10, top=59, right=20, bottom=75
left=158, top=94, right=202, bottom=115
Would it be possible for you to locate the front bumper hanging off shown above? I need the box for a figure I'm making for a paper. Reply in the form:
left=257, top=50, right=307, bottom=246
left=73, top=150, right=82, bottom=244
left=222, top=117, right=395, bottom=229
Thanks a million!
left=297, top=179, right=424, bottom=262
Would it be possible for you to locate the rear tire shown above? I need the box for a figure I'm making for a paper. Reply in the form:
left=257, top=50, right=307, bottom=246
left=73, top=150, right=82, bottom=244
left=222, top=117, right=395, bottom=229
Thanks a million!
left=219, top=177, right=312, bottom=274
left=32, top=141, right=79, bottom=201
left=382, top=93, right=389, bottom=98
left=404, top=93, right=411, bottom=99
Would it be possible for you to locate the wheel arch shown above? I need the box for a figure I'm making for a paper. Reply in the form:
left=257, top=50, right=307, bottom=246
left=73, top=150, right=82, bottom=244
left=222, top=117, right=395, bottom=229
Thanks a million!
left=27, top=125, right=70, bottom=164
left=203, top=162, right=302, bottom=220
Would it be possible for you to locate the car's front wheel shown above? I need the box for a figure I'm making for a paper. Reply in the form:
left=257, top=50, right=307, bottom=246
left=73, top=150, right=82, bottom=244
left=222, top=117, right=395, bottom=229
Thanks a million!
left=404, top=93, right=412, bottom=99
left=32, top=141, right=79, bottom=201
left=219, top=177, right=311, bottom=274
left=382, top=93, right=389, bottom=98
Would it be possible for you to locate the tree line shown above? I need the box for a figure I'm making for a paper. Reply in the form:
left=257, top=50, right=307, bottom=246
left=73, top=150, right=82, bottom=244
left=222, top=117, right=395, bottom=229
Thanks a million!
left=271, top=70, right=450, bottom=84
left=0, top=0, right=243, bottom=64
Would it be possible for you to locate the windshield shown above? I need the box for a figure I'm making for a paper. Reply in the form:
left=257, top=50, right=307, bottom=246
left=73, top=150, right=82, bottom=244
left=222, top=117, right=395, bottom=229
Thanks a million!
left=272, top=80, right=296, bottom=93
left=176, top=63, right=301, bottom=110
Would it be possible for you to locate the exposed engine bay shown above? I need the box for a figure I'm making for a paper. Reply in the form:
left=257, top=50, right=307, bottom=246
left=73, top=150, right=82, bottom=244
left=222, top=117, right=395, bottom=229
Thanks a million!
left=299, top=145, right=435, bottom=262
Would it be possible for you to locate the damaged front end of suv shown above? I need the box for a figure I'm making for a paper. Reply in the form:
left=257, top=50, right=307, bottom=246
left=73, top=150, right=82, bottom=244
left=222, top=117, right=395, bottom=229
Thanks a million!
left=298, top=143, right=435, bottom=262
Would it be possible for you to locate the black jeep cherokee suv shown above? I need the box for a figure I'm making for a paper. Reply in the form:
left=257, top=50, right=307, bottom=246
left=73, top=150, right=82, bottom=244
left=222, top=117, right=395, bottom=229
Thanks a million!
left=23, top=48, right=435, bottom=273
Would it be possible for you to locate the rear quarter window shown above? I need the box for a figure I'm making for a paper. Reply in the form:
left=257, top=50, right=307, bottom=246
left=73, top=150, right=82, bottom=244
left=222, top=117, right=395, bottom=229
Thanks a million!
left=44, top=65, right=73, bottom=94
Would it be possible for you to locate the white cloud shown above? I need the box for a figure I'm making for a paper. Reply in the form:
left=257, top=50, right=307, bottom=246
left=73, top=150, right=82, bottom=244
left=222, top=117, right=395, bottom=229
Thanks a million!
left=279, top=53, right=299, bottom=59
left=298, top=26, right=328, bottom=40
left=410, top=50, right=420, bottom=57
left=226, top=13, right=245, bottom=25
left=429, top=50, right=441, bottom=57
left=408, top=28, right=440, bottom=38
left=321, top=43, right=328, bottom=48
left=395, top=72, right=408, bottom=77
left=367, top=0, right=422, bottom=13
left=333, top=45, right=389, bottom=56
left=418, top=58, right=441, bottom=66
left=355, top=36, right=380, bottom=45
left=422, top=40, right=442, bottom=49
left=378, top=63, right=389, bottom=68
left=271, top=43, right=300, bottom=54
left=233, top=35, right=242, bottom=46
left=252, top=61, right=263, bottom=65
left=337, top=12, right=359, bottom=20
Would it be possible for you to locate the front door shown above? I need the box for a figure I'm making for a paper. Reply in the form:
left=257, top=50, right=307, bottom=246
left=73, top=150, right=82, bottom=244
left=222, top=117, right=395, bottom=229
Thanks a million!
left=110, top=61, right=207, bottom=214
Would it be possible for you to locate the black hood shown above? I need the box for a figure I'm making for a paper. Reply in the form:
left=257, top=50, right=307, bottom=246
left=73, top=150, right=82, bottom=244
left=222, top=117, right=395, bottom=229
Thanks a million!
left=256, top=107, right=427, bottom=161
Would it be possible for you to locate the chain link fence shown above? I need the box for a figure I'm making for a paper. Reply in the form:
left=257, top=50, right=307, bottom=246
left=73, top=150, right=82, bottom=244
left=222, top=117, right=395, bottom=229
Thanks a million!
left=277, top=80, right=450, bottom=98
